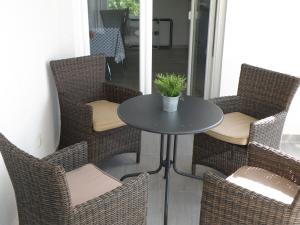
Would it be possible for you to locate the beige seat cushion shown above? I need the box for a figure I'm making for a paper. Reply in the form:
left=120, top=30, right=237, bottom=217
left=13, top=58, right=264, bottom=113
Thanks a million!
left=206, top=112, right=257, bottom=145
left=227, top=166, right=298, bottom=204
left=66, top=164, right=122, bottom=206
left=87, top=100, right=125, bottom=132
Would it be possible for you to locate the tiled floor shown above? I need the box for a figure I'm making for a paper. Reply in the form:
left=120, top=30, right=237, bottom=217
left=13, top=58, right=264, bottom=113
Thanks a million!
left=98, top=132, right=300, bottom=225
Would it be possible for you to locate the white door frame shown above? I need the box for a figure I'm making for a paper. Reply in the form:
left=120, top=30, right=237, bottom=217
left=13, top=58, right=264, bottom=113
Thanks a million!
left=74, top=0, right=91, bottom=56
left=187, top=0, right=227, bottom=99
left=139, top=0, right=153, bottom=94
left=206, top=0, right=227, bottom=98
left=186, top=0, right=197, bottom=96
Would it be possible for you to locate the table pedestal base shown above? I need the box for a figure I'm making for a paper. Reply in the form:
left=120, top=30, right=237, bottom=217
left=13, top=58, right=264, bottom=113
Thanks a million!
left=121, top=134, right=202, bottom=225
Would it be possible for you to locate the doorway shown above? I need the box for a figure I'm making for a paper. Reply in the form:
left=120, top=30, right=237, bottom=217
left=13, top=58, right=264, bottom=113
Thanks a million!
left=188, top=0, right=227, bottom=98
left=152, top=0, right=221, bottom=98
left=86, top=0, right=225, bottom=96
left=152, top=0, right=190, bottom=93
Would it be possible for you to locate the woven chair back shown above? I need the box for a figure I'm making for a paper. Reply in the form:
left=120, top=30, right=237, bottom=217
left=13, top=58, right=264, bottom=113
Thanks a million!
left=0, top=134, right=72, bottom=225
left=238, top=64, right=300, bottom=118
left=50, top=55, right=106, bottom=103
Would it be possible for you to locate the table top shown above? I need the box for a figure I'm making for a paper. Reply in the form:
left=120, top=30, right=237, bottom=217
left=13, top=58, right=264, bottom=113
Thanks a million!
left=118, top=94, right=223, bottom=135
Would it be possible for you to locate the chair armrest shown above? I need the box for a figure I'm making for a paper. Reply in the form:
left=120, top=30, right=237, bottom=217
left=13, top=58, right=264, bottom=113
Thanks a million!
left=43, top=142, right=88, bottom=172
left=73, top=173, right=149, bottom=225
left=61, top=97, right=93, bottom=133
left=210, top=95, right=241, bottom=113
left=102, top=82, right=142, bottom=104
left=200, top=172, right=289, bottom=224
left=249, top=111, right=287, bottom=148
left=248, top=142, right=300, bottom=185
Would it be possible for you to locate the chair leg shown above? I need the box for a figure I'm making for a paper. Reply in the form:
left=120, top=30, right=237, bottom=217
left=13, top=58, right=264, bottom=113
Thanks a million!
left=136, top=152, right=141, bottom=164
left=192, top=164, right=196, bottom=175
left=106, top=62, right=112, bottom=80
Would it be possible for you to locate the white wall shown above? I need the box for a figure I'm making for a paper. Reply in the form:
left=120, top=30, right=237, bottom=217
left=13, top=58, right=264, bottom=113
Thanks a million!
left=221, top=0, right=300, bottom=135
left=153, top=0, right=190, bottom=46
left=0, top=1, right=89, bottom=225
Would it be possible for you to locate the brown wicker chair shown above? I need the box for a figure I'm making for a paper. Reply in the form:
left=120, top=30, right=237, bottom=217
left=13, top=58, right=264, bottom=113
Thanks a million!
left=200, top=142, right=300, bottom=225
left=50, top=55, right=141, bottom=164
left=0, top=133, right=149, bottom=225
left=192, top=64, right=300, bottom=175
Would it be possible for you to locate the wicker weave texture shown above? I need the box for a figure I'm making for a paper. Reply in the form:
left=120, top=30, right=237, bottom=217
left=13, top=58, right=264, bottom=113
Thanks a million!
left=238, top=64, right=299, bottom=117
left=200, top=142, right=300, bottom=225
left=193, top=64, right=300, bottom=175
left=0, top=134, right=149, bottom=225
left=50, top=55, right=142, bottom=163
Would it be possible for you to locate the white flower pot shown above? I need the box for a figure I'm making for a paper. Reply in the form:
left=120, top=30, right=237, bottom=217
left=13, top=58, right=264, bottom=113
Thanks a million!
left=162, top=95, right=180, bottom=112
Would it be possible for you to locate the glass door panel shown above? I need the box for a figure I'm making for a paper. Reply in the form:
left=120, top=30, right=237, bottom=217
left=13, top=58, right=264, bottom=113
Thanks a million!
left=188, top=0, right=213, bottom=97
left=87, top=0, right=140, bottom=91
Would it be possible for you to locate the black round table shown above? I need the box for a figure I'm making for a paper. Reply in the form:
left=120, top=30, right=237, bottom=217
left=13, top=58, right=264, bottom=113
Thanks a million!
left=118, top=94, right=223, bottom=225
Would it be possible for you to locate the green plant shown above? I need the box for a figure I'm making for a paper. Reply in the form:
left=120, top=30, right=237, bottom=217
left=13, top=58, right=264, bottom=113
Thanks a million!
left=108, top=0, right=140, bottom=16
left=154, top=73, right=186, bottom=97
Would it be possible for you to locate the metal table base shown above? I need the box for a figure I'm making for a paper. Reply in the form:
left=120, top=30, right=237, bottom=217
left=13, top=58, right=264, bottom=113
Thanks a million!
left=121, top=134, right=202, bottom=225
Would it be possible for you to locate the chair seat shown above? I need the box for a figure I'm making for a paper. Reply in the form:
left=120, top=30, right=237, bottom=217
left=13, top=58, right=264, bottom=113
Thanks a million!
left=206, top=112, right=257, bottom=145
left=87, top=100, right=125, bottom=132
left=66, top=164, right=122, bottom=206
left=227, top=166, right=298, bottom=204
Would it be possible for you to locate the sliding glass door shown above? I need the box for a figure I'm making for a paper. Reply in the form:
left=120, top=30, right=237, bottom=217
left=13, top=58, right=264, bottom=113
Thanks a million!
left=86, top=0, right=227, bottom=96
left=187, top=0, right=220, bottom=98
left=87, top=0, right=142, bottom=91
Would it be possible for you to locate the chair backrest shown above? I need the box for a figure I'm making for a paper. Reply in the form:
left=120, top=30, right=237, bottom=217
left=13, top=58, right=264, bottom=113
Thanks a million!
left=50, top=55, right=106, bottom=103
left=0, top=134, right=72, bottom=225
left=100, top=8, right=128, bottom=29
left=100, top=8, right=129, bottom=42
left=237, top=64, right=300, bottom=118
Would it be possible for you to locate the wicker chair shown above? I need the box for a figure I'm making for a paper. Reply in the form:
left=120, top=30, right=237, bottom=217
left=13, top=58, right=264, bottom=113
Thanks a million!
left=50, top=55, right=141, bottom=164
left=200, top=142, right=300, bottom=225
left=192, top=64, right=300, bottom=175
left=0, top=134, right=149, bottom=225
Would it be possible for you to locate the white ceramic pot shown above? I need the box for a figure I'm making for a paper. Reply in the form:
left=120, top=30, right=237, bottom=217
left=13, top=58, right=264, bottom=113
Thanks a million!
left=162, top=95, right=180, bottom=112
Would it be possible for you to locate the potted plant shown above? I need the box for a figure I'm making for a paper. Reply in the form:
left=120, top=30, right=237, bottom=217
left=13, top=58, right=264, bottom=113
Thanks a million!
left=154, top=73, right=186, bottom=112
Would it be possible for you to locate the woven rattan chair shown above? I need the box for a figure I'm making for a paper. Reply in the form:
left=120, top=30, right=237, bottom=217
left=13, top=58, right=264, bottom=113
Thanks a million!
left=0, top=134, right=149, bottom=225
left=50, top=55, right=141, bottom=164
left=200, top=142, right=300, bottom=225
left=192, top=64, right=300, bottom=175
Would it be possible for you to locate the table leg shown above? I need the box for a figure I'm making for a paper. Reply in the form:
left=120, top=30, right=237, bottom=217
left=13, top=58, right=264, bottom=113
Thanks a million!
left=120, top=134, right=165, bottom=181
left=121, top=133, right=201, bottom=225
left=172, top=135, right=202, bottom=180
left=163, top=134, right=172, bottom=225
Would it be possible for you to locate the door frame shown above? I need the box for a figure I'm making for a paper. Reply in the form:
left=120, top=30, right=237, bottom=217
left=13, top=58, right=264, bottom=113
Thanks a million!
left=139, top=0, right=153, bottom=94
left=187, top=0, right=227, bottom=99
left=74, top=0, right=91, bottom=56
